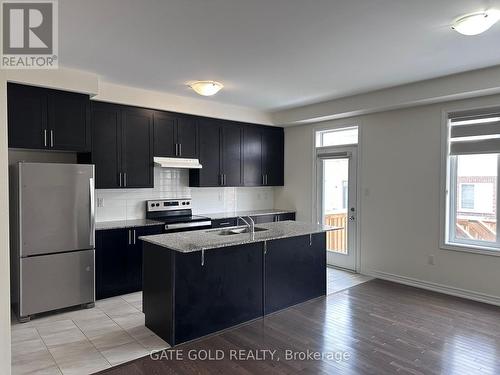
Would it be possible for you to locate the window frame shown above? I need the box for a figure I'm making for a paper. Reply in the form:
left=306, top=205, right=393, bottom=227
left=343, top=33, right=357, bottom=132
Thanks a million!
left=440, top=109, right=500, bottom=257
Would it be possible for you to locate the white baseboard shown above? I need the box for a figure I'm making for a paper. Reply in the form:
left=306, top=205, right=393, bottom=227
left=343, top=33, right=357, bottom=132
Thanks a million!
left=363, top=269, right=500, bottom=307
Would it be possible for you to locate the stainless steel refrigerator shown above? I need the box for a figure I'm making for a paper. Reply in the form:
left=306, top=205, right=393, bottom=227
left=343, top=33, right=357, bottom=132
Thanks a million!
left=10, top=162, right=95, bottom=322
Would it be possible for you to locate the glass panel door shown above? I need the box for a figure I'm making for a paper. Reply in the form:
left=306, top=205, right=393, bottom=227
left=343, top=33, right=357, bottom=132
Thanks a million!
left=317, top=146, right=357, bottom=270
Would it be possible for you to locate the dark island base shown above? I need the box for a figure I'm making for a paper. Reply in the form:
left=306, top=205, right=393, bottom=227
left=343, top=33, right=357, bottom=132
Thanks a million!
left=143, top=233, right=326, bottom=346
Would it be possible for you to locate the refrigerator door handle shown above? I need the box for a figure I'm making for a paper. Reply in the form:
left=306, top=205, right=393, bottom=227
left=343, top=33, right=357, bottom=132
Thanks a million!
left=89, top=178, right=95, bottom=247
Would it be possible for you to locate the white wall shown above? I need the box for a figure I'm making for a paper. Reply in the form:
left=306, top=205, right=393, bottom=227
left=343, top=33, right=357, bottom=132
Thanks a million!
left=0, top=74, right=11, bottom=374
left=275, top=93, right=500, bottom=302
left=95, top=167, right=275, bottom=222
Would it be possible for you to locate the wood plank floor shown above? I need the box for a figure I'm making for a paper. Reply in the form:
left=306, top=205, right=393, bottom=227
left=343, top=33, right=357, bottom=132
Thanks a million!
left=95, top=279, right=500, bottom=375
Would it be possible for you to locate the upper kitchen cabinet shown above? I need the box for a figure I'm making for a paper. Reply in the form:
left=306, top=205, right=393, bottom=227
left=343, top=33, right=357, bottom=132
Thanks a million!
left=48, top=90, right=91, bottom=151
left=90, top=102, right=153, bottom=189
left=261, top=126, right=284, bottom=186
left=153, top=112, right=197, bottom=158
left=176, top=115, right=198, bottom=158
left=190, top=119, right=243, bottom=187
left=242, top=125, right=284, bottom=186
left=242, top=126, right=263, bottom=186
left=121, top=107, right=154, bottom=188
left=153, top=111, right=176, bottom=157
left=8, top=83, right=91, bottom=152
left=220, top=122, right=243, bottom=186
left=90, top=102, right=122, bottom=189
left=190, top=118, right=221, bottom=187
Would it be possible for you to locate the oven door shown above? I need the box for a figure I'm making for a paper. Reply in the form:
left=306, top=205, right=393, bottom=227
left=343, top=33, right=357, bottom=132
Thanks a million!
left=164, top=221, right=212, bottom=233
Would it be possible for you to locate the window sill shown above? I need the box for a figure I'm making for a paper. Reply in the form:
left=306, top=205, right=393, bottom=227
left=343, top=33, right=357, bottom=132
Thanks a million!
left=441, top=242, right=500, bottom=257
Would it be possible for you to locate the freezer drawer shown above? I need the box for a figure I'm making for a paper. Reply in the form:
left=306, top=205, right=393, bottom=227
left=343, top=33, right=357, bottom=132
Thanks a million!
left=20, top=250, right=95, bottom=317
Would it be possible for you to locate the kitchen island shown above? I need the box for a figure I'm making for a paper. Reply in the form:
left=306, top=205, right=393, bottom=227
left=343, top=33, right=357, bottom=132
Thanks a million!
left=140, top=221, right=338, bottom=346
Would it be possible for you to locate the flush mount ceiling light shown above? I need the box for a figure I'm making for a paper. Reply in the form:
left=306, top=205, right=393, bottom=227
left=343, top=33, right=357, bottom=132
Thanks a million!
left=188, top=81, right=224, bottom=96
left=452, top=10, right=500, bottom=35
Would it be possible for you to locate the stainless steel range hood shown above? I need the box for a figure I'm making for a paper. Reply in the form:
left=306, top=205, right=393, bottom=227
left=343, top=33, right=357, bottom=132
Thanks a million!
left=153, top=157, right=203, bottom=169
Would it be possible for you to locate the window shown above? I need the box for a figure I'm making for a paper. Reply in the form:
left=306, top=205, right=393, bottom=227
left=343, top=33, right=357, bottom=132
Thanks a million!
left=316, top=127, right=358, bottom=147
left=445, top=110, right=500, bottom=252
left=460, top=184, right=475, bottom=209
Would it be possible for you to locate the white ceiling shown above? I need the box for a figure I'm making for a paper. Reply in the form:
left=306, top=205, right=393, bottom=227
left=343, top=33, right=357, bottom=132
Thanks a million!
left=60, top=0, right=500, bottom=111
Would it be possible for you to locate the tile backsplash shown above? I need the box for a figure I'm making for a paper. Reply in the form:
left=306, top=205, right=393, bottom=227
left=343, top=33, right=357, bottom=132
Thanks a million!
left=96, top=167, right=275, bottom=222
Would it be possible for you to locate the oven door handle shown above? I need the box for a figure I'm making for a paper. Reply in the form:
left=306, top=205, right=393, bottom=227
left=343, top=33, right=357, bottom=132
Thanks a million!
left=164, top=221, right=212, bottom=231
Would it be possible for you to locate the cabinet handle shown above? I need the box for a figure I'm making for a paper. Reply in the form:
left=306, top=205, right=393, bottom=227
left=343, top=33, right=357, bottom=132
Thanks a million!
left=119, top=173, right=122, bottom=187
left=223, top=174, right=226, bottom=185
left=128, top=229, right=132, bottom=245
left=201, top=249, right=205, bottom=266
left=50, top=130, right=54, bottom=148
left=264, top=241, right=267, bottom=255
left=265, top=174, right=268, bottom=185
left=262, top=174, right=265, bottom=185
left=43, top=129, right=47, bottom=147
left=123, top=172, right=127, bottom=187
left=133, top=229, right=136, bottom=245
left=175, top=143, right=178, bottom=156
left=178, top=143, right=182, bottom=156
left=219, top=222, right=231, bottom=226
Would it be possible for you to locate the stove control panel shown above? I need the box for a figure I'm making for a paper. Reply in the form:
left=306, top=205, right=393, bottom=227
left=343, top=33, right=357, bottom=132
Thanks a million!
left=146, top=199, right=191, bottom=212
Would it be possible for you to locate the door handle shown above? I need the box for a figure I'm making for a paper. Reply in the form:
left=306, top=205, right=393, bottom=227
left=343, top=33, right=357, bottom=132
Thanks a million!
left=43, top=129, right=47, bottom=147
left=50, top=130, right=54, bottom=148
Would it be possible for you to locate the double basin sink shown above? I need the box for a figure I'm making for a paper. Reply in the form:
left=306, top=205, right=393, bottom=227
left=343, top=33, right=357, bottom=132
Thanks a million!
left=208, top=226, right=269, bottom=236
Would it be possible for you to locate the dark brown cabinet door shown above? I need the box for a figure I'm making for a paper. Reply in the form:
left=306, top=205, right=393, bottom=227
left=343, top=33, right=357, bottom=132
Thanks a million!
left=121, top=107, right=153, bottom=188
left=221, top=123, right=242, bottom=186
left=153, top=111, right=176, bottom=157
left=95, top=229, right=130, bottom=300
left=265, top=234, right=326, bottom=314
left=191, top=119, right=221, bottom=186
left=262, top=127, right=284, bottom=186
left=176, top=115, right=198, bottom=158
left=48, top=90, right=90, bottom=151
left=7, top=83, right=47, bottom=149
left=91, top=102, right=122, bottom=189
left=242, top=126, right=262, bottom=186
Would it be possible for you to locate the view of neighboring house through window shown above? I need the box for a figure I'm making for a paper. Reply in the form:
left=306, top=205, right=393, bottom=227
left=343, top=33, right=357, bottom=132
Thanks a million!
left=446, top=110, right=500, bottom=250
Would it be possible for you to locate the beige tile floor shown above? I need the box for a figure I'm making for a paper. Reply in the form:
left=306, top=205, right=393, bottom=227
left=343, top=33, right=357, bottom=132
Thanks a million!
left=11, top=292, right=169, bottom=375
left=326, top=266, right=372, bottom=294
left=11, top=268, right=370, bottom=374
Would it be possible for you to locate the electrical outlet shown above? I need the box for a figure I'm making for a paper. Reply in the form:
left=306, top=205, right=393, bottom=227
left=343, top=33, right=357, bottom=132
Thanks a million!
left=428, top=255, right=435, bottom=265
left=97, top=197, right=104, bottom=208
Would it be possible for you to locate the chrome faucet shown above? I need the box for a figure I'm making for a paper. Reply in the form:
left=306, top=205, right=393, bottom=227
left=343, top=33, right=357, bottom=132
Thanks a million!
left=238, top=216, right=255, bottom=235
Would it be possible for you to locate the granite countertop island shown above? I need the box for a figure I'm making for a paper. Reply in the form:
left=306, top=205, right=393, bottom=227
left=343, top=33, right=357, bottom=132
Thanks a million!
left=141, top=220, right=337, bottom=346
left=139, top=220, right=340, bottom=253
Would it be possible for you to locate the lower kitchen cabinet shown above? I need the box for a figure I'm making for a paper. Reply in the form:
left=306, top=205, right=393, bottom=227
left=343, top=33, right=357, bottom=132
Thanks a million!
left=264, top=233, right=326, bottom=314
left=95, top=225, right=163, bottom=299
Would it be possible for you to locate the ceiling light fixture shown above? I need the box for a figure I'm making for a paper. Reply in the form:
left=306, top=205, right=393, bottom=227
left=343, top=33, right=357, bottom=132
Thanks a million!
left=188, top=81, right=224, bottom=96
left=452, top=10, right=500, bottom=35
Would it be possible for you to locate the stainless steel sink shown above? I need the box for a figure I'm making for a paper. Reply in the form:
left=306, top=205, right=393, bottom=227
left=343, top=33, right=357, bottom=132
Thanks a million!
left=211, top=227, right=269, bottom=236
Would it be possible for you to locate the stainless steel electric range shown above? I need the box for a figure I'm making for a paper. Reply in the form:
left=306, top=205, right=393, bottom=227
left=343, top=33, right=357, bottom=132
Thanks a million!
left=146, top=199, right=212, bottom=232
